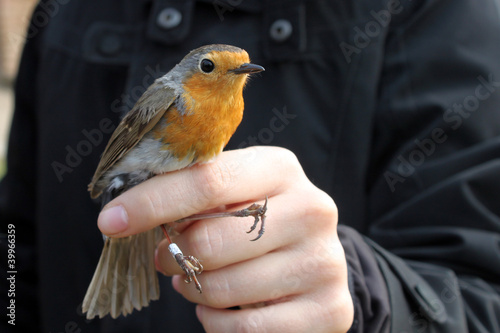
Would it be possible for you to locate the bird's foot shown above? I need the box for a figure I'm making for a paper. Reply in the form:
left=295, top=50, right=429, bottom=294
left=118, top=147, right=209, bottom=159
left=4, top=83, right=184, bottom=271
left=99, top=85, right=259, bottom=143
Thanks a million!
left=175, top=196, right=268, bottom=241
left=168, top=243, right=203, bottom=293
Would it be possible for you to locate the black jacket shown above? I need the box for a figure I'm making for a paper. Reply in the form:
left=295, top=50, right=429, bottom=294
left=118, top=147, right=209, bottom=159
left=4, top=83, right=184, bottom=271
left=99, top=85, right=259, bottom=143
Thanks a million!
left=1, top=0, right=499, bottom=332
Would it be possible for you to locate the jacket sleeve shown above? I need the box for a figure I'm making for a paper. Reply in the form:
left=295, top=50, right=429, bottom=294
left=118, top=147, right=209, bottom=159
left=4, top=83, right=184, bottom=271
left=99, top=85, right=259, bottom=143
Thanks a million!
left=340, top=143, right=500, bottom=333
left=340, top=0, right=500, bottom=332
left=0, top=5, right=42, bottom=331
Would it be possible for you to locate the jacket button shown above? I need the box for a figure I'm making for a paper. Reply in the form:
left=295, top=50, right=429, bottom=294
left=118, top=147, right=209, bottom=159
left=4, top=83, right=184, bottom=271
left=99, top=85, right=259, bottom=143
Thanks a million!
left=157, top=8, right=182, bottom=30
left=98, top=33, right=121, bottom=56
left=269, top=19, right=293, bottom=42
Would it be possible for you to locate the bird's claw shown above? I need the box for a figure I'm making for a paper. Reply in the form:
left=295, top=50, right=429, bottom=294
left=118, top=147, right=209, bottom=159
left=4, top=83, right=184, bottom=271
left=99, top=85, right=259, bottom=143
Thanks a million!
left=165, top=197, right=267, bottom=293
left=168, top=243, right=203, bottom=293
left=179, top=256, right=203, bottom=294
left=237, top=196, right=268, bottom=241
left=174, top=196, right=268, bottom=241
left=175, top=254, right=203, bottom=293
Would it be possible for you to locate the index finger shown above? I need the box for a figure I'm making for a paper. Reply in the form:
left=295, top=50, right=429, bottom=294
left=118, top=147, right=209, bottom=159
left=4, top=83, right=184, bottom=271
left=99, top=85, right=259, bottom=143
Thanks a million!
left=97, top=146, right=303, bottom=237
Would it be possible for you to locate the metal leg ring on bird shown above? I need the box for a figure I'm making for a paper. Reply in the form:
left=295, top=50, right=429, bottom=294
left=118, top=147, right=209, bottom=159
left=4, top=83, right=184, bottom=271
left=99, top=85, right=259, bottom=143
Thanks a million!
left=160, top=224, right=204, bottom=293
left=158, top=197, right=268, bottom=293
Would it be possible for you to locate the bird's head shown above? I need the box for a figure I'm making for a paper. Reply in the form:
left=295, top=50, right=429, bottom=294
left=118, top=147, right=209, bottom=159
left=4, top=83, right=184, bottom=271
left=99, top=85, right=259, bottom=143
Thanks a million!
left=173, top=44, right=264, bottom=109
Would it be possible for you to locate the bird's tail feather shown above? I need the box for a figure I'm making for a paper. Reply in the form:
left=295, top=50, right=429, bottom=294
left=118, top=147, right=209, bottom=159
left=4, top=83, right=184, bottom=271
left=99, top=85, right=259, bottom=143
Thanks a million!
left=82, top=228, right=162, bottom=319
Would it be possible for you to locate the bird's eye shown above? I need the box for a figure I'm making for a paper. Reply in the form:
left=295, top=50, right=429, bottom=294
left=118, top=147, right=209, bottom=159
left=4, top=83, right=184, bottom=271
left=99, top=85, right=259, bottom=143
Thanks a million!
left=200, top=59, right=215, bottom=73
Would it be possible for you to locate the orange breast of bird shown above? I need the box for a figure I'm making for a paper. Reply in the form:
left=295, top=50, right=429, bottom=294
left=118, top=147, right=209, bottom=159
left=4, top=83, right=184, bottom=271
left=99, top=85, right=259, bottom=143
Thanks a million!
left=152, top=69, right=246, bottom=163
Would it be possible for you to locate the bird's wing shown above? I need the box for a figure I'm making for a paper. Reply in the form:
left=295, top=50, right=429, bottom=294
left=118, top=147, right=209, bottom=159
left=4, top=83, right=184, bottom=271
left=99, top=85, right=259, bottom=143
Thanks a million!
left=88, top=82, right=177, bottom=198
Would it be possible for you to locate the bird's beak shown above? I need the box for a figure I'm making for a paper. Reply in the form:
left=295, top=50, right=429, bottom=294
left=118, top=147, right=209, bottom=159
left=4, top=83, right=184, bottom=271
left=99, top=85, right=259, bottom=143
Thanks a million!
left=231, top=63, right=265, bottom=74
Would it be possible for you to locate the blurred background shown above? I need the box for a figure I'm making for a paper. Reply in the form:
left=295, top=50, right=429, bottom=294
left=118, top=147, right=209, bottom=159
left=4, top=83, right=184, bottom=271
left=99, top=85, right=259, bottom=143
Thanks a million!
left=0, top=0, right=38, bottom=178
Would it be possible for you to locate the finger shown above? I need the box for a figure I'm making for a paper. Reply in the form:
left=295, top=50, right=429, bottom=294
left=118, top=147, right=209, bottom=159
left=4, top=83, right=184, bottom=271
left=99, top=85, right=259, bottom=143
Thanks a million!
left=97, top=146, right=303, bottom=237
left=174, top=235, right=346, bottom=308
left=155, top=189, right=336, bottom=275
left=155, top=198, right=281, bottom=275
left=172, top=246, right=311, bottom=307
left=197, top=303, right=310, bottom=333
left=197, top=292, right=353, bottom=333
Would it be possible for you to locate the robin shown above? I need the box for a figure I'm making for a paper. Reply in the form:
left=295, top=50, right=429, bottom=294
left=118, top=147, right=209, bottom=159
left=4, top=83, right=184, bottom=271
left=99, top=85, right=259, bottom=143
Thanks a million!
left=82, top=44, right=266, bottom=319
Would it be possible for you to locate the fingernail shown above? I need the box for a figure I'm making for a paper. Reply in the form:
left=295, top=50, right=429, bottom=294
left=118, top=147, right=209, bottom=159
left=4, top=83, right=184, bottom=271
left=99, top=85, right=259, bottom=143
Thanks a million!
left=98, top=205, right=129, bottom=235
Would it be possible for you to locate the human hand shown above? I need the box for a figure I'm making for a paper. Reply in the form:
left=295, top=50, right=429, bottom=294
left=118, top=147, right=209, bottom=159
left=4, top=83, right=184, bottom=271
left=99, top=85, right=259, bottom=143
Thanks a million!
left=98, top=146, right=354, bottom=333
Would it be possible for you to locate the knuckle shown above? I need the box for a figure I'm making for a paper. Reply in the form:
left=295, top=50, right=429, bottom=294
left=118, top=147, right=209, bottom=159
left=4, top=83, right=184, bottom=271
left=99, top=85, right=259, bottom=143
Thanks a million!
left=303, top=189, right=338, bottom=230
left=201, top=274, right=232, bottom=307
left=235, top=312, right=266, bottom=333
left=307, top=285, right=353, bottom=333
left=141, top=185, right=168, bottom=223
left=326, top=291, right=354, bottom=333
left=293, top=242, right=339, bottom=289
left=294, top=236, right=347, bottom=291
left=166, top=177, right=202, bottom=216
left=274, top=147, right=302, bottom=173
left=340, top=298, right=355, bottom=333
left=312, top=253, right=352, bottom=332
left=190, top=222, right=224, bottom=264
left=194, top=160, right=235, bottom=204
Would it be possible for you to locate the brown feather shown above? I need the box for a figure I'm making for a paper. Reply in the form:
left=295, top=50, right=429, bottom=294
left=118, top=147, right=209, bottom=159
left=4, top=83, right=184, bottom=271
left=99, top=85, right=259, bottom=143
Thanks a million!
left=88, top=82, right=177, bottom=198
